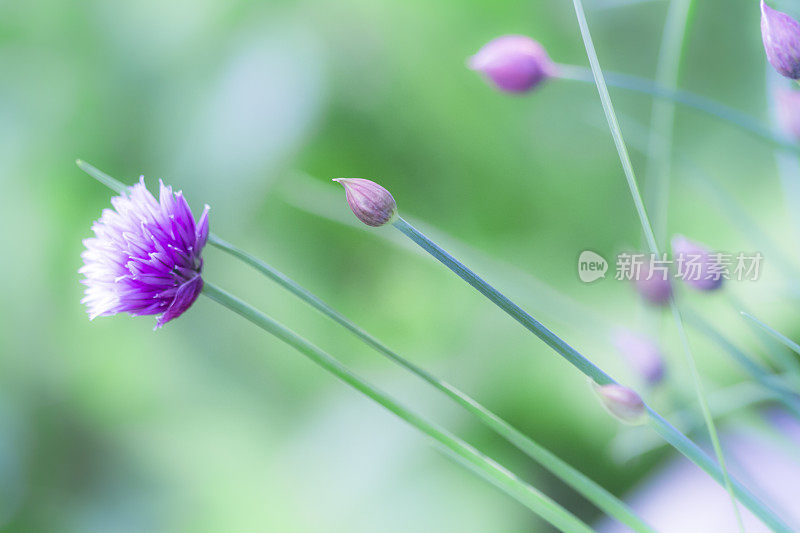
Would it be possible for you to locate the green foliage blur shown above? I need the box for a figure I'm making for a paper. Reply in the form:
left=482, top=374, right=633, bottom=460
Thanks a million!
left=1, top=0, right=797, bottom=531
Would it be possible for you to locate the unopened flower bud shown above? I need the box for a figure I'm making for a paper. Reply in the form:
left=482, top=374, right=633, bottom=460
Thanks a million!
left=591, top=382, right=647, bottom=425
left=634, top=259, right=672, bottom=305
left=762, top=0, right=800, bottom=79
left=671, top=235, right=724, bottom=292
left=611, top=329, right=666, bottom=386
left=333, top=178, right=398, bottom=227
left=776, top=88, right=800, bottom=140
left=468, top=35, right=557, bottom=93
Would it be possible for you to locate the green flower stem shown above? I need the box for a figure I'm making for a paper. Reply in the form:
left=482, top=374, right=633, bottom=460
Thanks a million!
left=77, top=160, right=125, bottom=194
left=76, top=160, right=648, bottom=531
left=681, top=165, right=800, bottom=277
left=614, top=382, right=779, bottom=461
left=207, top=235, right=653, bottom=532
left=568, top=1, right=744, bottom=529
left=392, top=216, right=612, bottom=384
left=390, top=215, right=785, bottom=532
left=683, top=308, right=800, bottom=416
left=741, top=311, right=800, bottom=376
left=644, top=0, right=693, bottom=246
left=200, top=281, right=592, bottom=533
left=732, top=295, right=800, bottom=381
left=555, top=64, right=800, bottom=156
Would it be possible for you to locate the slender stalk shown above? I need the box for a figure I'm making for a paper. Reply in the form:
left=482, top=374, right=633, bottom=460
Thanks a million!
left=644, top=0, right=693, bottom=246
left=391, top=215, right=789, bottom=531
left=732, top=295, right=800, bottom=381
left=555, top=64, right=800, bottom=155
left=613, top=382, right=778, bottom=462
left=76, top=160, right=651, bottom=530
left=201, top=282, right=592, bottom=533
left=392, top=217, right=613, bottom=384
left=681, top=164, right=800, bottom=277
left=741, top=311, right=800, bottom=371
left=207, top=235, right=653, bottom=532
left=567, top=1, right=744, bottom=529
left=683, top=308, right=800, bottom=415
left=766, top=65, right=800, bottom=238
left=78, top=159, right=125, bottom=194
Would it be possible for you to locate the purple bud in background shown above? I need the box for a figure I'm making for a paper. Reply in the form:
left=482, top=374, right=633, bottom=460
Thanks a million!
left=761, top=0, right=800, bottom=79
left=468, top=35, right=557, bottom=93
left=671, top=235, right=724, bottom=292
left=634, top=260, right=672, bottom=306
left=776, top=88, right=800, bottom=140
left=333, top=178, right=398, bottom=227
left=612, top=329, right=666, bottom=386
left=591, top=382, right=647, bottom=425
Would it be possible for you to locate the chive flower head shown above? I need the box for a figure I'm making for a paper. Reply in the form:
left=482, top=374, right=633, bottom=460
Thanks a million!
left=671, top=235, right=724, bottom=292
left=612, top=329, right=666, bottom=386
left=80, top=177, right=209, bottom=329
left=468, top=35, right=556, bottom=93
left=333, top=178, right=398, bottom=227
left=634, top=259, right=672, bottom=306
left=762, top=0, right=800, bottom=79
left=591, top=382, right=647, bottom=425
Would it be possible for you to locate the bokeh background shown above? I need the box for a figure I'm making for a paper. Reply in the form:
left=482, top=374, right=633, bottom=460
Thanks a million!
left=2, top=0, right=800, bottom=531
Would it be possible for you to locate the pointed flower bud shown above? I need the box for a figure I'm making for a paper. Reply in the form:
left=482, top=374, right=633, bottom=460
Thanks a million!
left=468, top=35, right=557, bottom=93
left=776, top=88, right=800, bottom=140
left=634, top=259, right=672, bottom=306
left=612, top=329, right=666, bottom=386
left=333, top=178, right=398, bottom=227
left=591, top=382, right=647, bottom=425
left=671, top=235, right=724, bottom=292
left=762, top=0, right=800, bottom=79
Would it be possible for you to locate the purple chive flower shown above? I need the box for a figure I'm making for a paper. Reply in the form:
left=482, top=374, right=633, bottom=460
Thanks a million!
left=776, top=88, right=800, bottom=140
left=591, top=382, right=646, bottom=425
left=761, top=0, right=800, bottom=80
left=612, top=329, right=666, bottom=386
left=80, top=177, right=209, bottom=329
left=333, top=178, right=398, bottom=227
left=634, top=260, right=672, bottom=306
left=671, top=235, right=723, bottom=292
left=468, top=35, right=557, bottom=93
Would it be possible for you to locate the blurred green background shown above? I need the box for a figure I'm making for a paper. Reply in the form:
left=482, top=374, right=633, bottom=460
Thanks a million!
left=1, top=0, right=798, bottom=531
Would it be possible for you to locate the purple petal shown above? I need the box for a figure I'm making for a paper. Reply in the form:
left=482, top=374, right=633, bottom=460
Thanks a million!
left=156, top=275, right=203, bottom=329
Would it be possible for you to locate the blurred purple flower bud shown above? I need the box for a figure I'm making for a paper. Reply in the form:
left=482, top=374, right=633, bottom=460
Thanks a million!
left=468, top=35, right=557, bottom=93
left=761, top=0, right=800, bottom=79
left=671, top=235, right=723, bottom=292
left=333, top=178, right=398, bottom=227
left=634, top=260, right=672, bottom=305
left=612, top=329, right=666, bottom=386
left=776, top=88, right=800, bottom=140
left=591, top=382, right=647, bottom=425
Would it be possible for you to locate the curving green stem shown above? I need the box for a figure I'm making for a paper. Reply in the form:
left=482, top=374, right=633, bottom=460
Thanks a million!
left=391, top=214, right=791, bottom=532
left=556, top=64, right=800, bottom=156
left=200, top=282, right=592, bottom=533
left=77, top=159, right=650, bottom=531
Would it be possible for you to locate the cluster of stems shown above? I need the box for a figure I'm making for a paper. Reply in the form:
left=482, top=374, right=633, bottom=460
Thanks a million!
left=76, top=3, right=800, bottom=531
